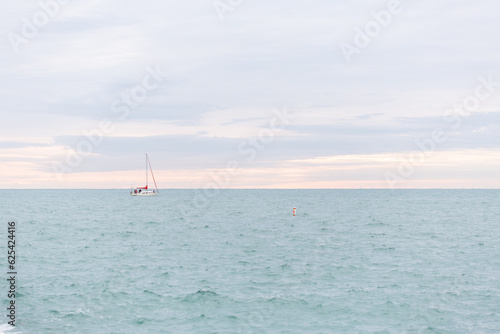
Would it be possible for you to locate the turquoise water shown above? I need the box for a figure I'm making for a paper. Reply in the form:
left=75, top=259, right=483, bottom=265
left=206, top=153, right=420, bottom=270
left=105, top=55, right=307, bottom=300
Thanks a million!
left=1, top=190, right=500, bottom=333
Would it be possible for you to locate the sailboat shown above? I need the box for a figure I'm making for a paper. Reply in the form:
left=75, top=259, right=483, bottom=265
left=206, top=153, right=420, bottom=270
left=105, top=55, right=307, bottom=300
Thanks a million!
left=130, top=154, right=159, bottom=196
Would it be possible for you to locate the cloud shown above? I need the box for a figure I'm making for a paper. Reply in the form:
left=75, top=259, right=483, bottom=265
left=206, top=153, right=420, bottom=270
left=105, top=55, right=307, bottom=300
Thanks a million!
left=1, top=0, right=500, bottom=188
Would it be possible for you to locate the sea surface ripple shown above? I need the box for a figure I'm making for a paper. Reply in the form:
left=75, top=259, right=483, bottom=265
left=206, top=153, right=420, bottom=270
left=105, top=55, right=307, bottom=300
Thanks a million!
left=1, top=189, right=499, bottom=333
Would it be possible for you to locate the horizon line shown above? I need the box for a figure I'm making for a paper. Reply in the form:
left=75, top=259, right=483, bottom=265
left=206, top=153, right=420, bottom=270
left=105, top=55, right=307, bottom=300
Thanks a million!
left=1, top=188, right=499, bottom=190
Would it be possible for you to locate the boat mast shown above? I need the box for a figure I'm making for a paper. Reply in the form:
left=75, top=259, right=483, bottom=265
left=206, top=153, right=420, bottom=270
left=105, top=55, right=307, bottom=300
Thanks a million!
left=146, top=153, right=148, bottom=187
left=147, top=154, right=159, bottom=193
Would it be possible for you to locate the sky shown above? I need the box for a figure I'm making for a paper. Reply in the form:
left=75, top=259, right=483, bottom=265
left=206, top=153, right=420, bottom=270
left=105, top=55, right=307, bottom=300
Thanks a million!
left=1, top=0, right=499, bottom=189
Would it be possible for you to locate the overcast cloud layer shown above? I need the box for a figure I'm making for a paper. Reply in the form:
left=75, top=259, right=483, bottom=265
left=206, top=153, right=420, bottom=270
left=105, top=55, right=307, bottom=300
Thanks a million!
left=1, top=0, right=499, bottom=188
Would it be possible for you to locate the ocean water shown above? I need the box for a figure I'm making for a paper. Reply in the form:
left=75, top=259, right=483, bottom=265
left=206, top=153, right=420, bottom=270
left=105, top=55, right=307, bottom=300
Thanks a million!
left=1, top=189, right=500, bottom=333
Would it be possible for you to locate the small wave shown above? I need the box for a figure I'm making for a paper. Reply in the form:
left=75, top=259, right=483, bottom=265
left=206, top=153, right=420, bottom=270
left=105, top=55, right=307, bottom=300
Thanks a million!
left=143, top=290, right=163, bottom=298
left=181, top=289, right=234, bottom=306
left=135, top=317, right=151, bottom=324
left=193, top=289, right=218, bottom=298
left=373, top=246, right=396, bottom=251
left=62, top=311, right=91, bottom=319
left=365, top=222, right=387, bottom=226
left=0, top=323, right=22, bottom=334
left=119, top=231, right=136, bottom=237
